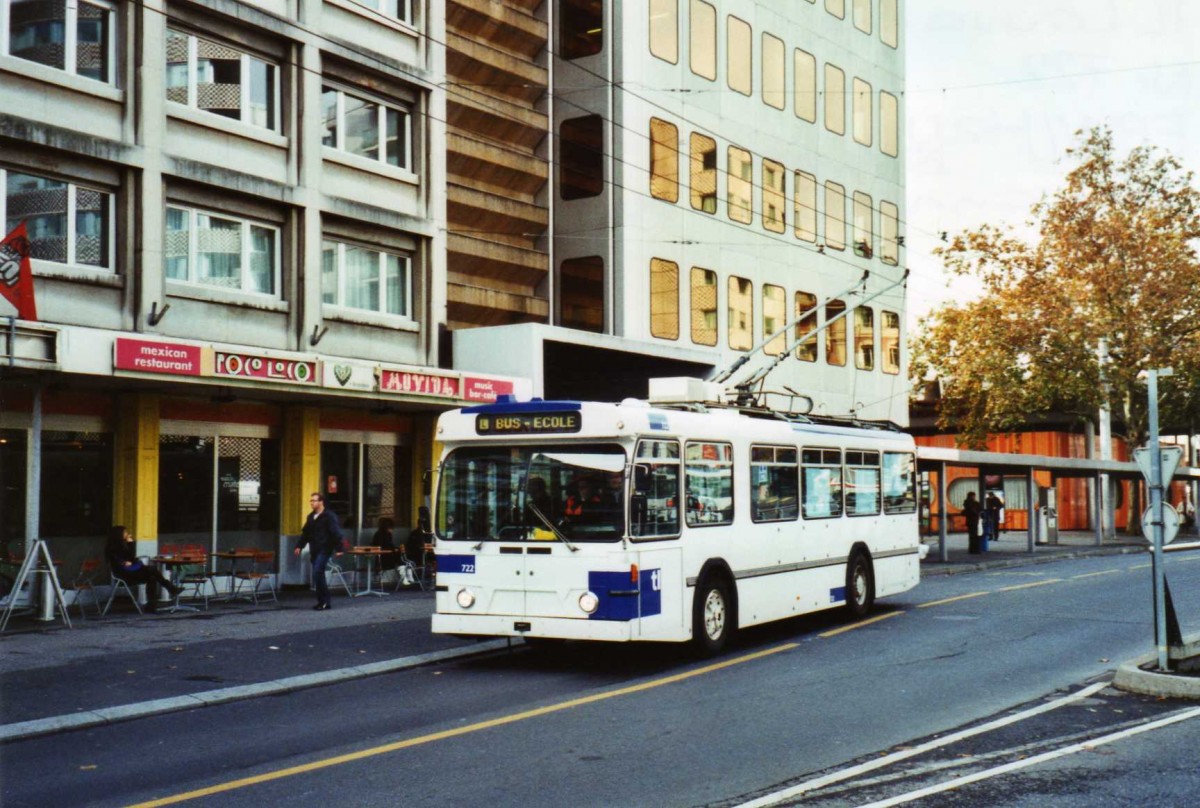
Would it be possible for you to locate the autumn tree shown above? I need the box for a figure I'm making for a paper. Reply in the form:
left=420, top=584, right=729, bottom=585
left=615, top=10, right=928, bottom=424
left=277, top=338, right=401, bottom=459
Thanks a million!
left=911, top=127, right=1200, bottom=492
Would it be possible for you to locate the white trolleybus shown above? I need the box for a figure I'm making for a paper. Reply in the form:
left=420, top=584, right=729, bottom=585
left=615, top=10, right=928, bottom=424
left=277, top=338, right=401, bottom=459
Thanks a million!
left=430, top=380, right=924, bottom=653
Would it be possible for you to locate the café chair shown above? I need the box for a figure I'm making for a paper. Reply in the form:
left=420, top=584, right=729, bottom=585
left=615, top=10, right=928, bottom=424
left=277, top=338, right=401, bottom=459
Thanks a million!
left=324, top=558, right=353, bottom=597
left=103, top=570, right=144, bottom=615
left=176, top=556, right=212, bottom=610
left=395, top=553, right=426, bottom=592
left=232, top=550, right=277, bottom=605
left=72, top=558, right=104, bottom=618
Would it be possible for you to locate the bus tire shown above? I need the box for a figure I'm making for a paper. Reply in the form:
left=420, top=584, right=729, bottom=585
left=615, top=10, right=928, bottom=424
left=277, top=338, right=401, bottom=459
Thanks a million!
left=845, top=550, right=875, bottom=619
left=692, top=575, right=734, bottom=655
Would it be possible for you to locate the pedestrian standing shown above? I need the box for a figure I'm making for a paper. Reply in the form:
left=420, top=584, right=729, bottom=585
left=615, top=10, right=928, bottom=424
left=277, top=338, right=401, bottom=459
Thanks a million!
left=294, top=492, right=343, bottom=610
left=963, top=491, right=983, bottom=554
left=984, top=492, right=1003, bottom=546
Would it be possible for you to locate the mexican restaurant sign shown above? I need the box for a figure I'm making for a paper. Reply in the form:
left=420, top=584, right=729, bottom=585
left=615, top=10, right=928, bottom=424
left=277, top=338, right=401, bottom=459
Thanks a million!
left=114, top=338, right=203, bottom=376
left=213, top=349, right=318, bottom=385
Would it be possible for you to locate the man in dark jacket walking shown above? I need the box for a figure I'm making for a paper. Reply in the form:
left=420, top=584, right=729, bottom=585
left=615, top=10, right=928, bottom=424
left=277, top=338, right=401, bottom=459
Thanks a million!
left=294, top=492, right=343, bottom=610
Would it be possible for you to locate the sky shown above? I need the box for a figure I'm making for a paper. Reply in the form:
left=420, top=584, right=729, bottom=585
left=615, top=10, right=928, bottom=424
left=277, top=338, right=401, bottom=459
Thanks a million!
left=904, top=0, right=1200, bottom=326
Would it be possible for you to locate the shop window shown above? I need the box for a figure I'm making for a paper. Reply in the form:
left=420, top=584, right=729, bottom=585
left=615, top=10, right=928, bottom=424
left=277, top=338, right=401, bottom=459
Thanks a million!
left=684, top=441, right=733, bottom=527
left=321, top=85, right=411, bottom=169
left=855, top=305, right=874, bottom=370
left=726, top=15, right=751, bottom=96
left=762, top=284, right=785, bottom=356
left=825, top=0, right=844, bottom=19
left=650, top=257, right=680, bottom=340
left=794, top=170, right=817, bottom=242
left=881, top=91, right=899, bottom=157
left=853, top=191, right=873, bottom=258
left=649, top=0, right=677, bottom=64
left=763, top=159, right=785, bottom=233
left=802, top=447, right=842, bottom=519
left=690, top=267, right=717, bottom=346
left=728, top=275, right=752, bottom=351
left=853, top=77, right=872, bottom=146
left=853, top=0, right=871, bottom=34
left=882, top=310, right=901, bottom=374
left=881, top=0, right=898, bottom=48
left=167, top=29, right=279, bottom=132
left=159, top=435, right=216, bottom=541
left=762, top=32, right=785, bottom=110
left=689, top=132, right=717, bottom=213
left=0, top=429, right=25, bottom=558
left=559, top=255, right=604, bottom=332
left=824, top=181, right=846, bottom=251
left=793, top=49, right=816, bottom=123
left=166, top=205, right=278, bottom=295
left=880, top=200, right=899, bottom=264
left=751, top=446, right=798, bottom=522
left=794, top=291, right=818, bottom=362
left=826, top=298, right=846, bottom=366
left=560, top=114, right=604, bottom=200
left=649, top=118, right=679, bottom=203
left=321, top=441, right=410, bottom=543
left=824, top=63, right=845, bottom=135
left=561, top=0, right=602, bottom=60
left=364, top=444, right=411, bottom=536
left=218, top=436, right=281, bottom=550
left=727, top=146, right=752, bottom=224
left=6, top=0, right=115, bottom=83
left=689, top=0, right=716, bottom=80
left=321, top=239, right=411, bottom=318
left=2, top=169, right=113, bottom=270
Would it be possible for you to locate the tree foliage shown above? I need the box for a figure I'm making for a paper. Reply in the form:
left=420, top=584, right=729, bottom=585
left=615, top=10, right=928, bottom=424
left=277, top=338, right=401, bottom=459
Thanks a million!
left=911, top=127, right=1200, bottom=452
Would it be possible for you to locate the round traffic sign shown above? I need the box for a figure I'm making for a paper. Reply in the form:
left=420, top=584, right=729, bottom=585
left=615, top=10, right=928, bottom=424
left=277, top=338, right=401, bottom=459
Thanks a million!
left=1141, top=503, right=1181, bottom=545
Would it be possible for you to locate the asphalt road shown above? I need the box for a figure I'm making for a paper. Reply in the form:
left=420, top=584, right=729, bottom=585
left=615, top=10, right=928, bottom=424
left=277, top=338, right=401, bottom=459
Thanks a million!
left=3, top=553, right=1198, bottom=807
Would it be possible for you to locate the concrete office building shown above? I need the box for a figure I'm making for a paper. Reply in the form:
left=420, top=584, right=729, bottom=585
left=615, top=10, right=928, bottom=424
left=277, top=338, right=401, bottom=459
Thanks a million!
left=0, top=0, right=530, bottom=574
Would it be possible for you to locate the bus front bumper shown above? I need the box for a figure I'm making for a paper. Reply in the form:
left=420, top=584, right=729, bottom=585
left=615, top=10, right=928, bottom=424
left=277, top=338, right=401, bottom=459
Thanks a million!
left=432, top=612, right=638, bottom=642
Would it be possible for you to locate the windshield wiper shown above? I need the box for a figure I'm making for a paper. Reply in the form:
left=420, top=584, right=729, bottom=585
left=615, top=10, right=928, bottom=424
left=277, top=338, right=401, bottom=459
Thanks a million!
left=527, top=501, right=579, bottom=552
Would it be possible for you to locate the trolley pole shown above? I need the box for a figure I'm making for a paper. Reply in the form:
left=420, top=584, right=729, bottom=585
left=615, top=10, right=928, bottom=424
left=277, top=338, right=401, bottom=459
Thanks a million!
left=1146, top=368, right=1171, bottom=672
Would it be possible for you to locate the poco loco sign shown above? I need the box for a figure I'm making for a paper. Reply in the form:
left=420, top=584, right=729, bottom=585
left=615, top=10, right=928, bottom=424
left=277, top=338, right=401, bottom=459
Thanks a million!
left=213, top=350, right=319, bottom=385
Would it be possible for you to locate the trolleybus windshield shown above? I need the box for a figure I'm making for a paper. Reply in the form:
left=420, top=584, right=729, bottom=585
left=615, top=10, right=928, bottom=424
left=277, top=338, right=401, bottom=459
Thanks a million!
left=436, top=444, right=626, bottom=543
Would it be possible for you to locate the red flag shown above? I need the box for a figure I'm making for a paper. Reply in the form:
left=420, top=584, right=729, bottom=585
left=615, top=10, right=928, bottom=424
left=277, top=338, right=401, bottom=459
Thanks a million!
left=0, top=222, right=38, bottom=321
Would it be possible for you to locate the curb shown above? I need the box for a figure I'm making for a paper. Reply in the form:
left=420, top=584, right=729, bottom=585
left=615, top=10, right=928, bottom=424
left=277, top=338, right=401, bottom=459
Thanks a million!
left=0, top=639, right=518, bottom=744
left=920, top=545, right=1144, bottom=577
left=1113, top=654, right=1200, bottom=700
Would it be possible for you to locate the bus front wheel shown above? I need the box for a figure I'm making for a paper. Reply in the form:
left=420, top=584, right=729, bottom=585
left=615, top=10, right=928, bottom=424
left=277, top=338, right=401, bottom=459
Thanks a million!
left=845, top=551, right=875, bottom=619
left=693, top=577, right=733, bottom=655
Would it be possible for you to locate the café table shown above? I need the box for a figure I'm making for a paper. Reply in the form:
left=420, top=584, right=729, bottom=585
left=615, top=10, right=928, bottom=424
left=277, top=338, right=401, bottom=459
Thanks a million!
left=210, top=549, right=258, bottom=602
left=345, top=546, right=388, bottom=597
left=151, top=554, right=207, bottom=612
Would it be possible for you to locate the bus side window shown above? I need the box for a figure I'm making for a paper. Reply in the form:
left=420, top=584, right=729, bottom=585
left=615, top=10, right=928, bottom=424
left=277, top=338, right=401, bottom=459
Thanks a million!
left=634, top=440, right=681, bottom=537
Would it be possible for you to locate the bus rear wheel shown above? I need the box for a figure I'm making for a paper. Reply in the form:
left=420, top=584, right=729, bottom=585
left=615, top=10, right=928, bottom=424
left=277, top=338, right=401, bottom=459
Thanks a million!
left=693, top=577, right=733, bottom=655
left=845, top=551, right=875, bottom=619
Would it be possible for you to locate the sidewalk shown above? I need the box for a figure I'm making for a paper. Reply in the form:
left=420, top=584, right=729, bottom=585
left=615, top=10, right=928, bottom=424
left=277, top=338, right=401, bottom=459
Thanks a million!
left=0, top=531, right=1166, bottom=742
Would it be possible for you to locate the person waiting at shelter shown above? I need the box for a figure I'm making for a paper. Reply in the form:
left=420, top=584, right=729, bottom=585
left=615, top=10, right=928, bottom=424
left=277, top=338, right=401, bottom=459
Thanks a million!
left=984, top=492, right=1004, bottom=542
left=963, top=491, right=983, bottom=554
left=105, top=525, right=181, bottom=613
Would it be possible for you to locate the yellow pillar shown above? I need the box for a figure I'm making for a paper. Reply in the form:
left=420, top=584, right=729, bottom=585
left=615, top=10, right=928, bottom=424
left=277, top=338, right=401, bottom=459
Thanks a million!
left=410, top=414, right=441, bottom=528
left=112, top=394, right=159, bottom=543
left=281, top=406, right=320, bottom=535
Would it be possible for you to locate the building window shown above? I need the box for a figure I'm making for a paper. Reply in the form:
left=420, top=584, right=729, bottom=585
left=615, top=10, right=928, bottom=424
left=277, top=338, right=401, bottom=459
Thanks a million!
left=826, top=298, right=846, bottom=366
left=166, top=30, right=279, bottom=132
left=649, top=118, right=679, bottom=203
left=825, top=0, right=845, bottom=19
left=649, top=0, right=677, bottom=63
left=824, top=63, right=845, bottom=135
left=689, top=0, right=716, bottom=80
left=6, top=0, right=115, bottom=83
left=855, top=305, right=874, bottom=370
left=728, top=275, right=752, bottom=351
left=852, top=77, right=872, bottom=146
left=881, top=91, right=899, bottom=157
left=726, top=15, right=751, bottom=96
left=824, top=181, right=846, bottom=251
left=762, top=32, right=785, bottom=110
left=2, top=169, right=113, bottom=270
left=853, top=191, right=873, bottom=258
left=794, top=49, right=816, bottom=123
left=763, top=284, right=785, bottom=356
left=881, top=0, right=898, bottom=48
left=650, top=257, right=680, bottom=339
left=794, top=291, right=818, bottom=362
left=882, top=310, right=900, bottom=374
left=560, top=115, right=604, bottom=200
left=751, top=445, right=798, bottom=522
left=561, top=0, right=602, bottom=60
left=852, top=0, right=871, bottom=34
left=351, top=0, right=411, bottom=23
left=321, top=86, right=411, bottom=169
left=794, top=170, right=817, bottom=242
left=880, top=200, right=899, bottom=265
left=559, top=256, right=605, bottom=332
left=763, top=159, right=785, bottom=234
left=690, top=267, right=717, bottom=346
left=802, top=447, right=842, bottom=519
left=321, top=239, right=411, bottom=318
left=727, top=146, right=752, bottom=224
left=685, top=441, right=733, bottom=527
left=690, top=132, right=717, bottom=213
left=166, top=206, right=278, bottom=295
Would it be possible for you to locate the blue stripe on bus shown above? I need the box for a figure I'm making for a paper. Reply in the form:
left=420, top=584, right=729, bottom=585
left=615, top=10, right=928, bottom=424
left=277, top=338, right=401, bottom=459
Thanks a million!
left=829, top=586, right=846, bottom=603
left=460, top=398, right=582, bottom=414
left=439, top=554, right=476, bottom=574
left=587, top=569, right=663, bottom=621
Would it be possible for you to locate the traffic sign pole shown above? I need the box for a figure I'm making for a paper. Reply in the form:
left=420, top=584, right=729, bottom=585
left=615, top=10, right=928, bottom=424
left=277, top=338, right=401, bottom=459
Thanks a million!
left=1146, top=369, right=1172, bottom=672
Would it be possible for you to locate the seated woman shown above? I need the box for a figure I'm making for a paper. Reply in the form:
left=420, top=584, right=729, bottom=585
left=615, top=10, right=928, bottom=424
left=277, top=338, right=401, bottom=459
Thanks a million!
left=372, top=517, right=403, bottom=571
left=105, top=525, right=180, bottom=613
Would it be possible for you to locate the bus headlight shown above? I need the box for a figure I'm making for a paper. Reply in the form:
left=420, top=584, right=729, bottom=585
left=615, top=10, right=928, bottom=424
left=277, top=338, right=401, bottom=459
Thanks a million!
left=578, top=591, right=599, bottom=614
left=456, top=588, right=476, bottom=609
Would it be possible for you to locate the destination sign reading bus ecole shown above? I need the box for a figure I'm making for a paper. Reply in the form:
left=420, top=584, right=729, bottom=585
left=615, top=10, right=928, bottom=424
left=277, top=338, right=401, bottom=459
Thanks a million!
left=475, top=411, right=581, bottom=435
